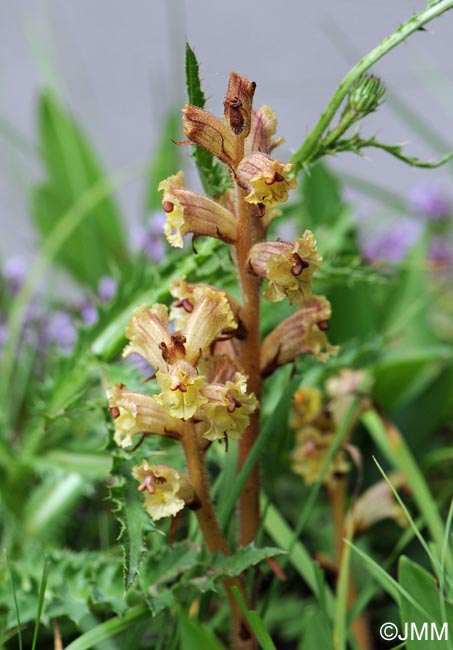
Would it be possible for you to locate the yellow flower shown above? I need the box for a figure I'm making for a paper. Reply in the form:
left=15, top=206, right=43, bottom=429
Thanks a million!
left=237, top=153, right=297, bottom=208
left=123, top=304, right=170, bottom=372
left=159, top=171, right=237, bottom=248
left=249, top=231, right=322, bottom=304
left=182, top=105, right=236, bottom=166
left=197, top=373, right=258, bottom=441
left=106, top=383, right=183, bottom=448
left=155, top=362, right=208, bottom=420
left=181, top=286, right=237, bottom=364
left=260, top=296, right=338, bottom=376
left=132, top=461, right=195, bottom=521
left=290, top=387, right=323, bottom=430
left=291, top=425, right=350, bottom=485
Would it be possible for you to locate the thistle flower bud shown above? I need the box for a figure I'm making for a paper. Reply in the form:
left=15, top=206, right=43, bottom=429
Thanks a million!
left=106, top=383, right=183, bottom=447
left=260, top=296, right=338, bottom=376
left=159, top=171, right=237, bottom=248
left=237, top=153, right=296, bottom=208
left=223, top=71, right=256, bottom=137
left=348, top=75, right=385, bottom=115
left=182, top=106, right=236, bottom=166
left=248, top=230, right=322, bottom=304
left=132, top=461, right=196, bottom=521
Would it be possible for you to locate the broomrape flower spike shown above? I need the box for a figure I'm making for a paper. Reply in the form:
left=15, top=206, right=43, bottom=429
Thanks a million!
left=132, top=461, right=196, bottom=521
left=106, top=68, right=338, bottom=650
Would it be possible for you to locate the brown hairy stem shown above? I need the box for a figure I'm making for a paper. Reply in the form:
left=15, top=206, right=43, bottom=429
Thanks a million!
left=234, top=179, right=264, bottom=548
left=329, top=479, right=373, bottom=650
left=182, top=424, right=254, bottom=650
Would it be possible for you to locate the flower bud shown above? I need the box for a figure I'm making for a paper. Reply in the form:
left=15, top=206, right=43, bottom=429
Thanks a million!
left=132, top=461, right=196, bottom=521
left=248, top=230, right=322, bottom=303
left=223, top=71, right=256, bottom=137
left=159, top=171, right=237, bottom=248
left=260, top=296, right=338, bottom=376
left=182, top=106, right=236, bottom=166
left=348, top=75, right=385, bottom=115
left=290, top=387, right=323, bottom=430
left=106, top=383, right=183, bottom=447
left=237, top=153, right=296, bottom=208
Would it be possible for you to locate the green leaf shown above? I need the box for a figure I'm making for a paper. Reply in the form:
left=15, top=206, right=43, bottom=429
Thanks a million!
left=64, top=606, right=148, bottom=650
left=210, top=545, right=285, bottom=576
left=399, top=556, right=453, bottom=650
left=232, top=587, right=277, bottom=650
left=301, top=161, right=344, bottom=228
left=178, top=610, right=224, bottom=650
left=32, top=91, right=129, bottom=288
left=110, top=457, right=159, bottom=590
left=184, top=43, right=229, bottom=198
left=299, top=605, right=334, bottom=650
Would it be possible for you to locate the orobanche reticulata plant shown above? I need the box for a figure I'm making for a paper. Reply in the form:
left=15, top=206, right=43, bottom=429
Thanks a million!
left=103, top=4, right=453, bottom=649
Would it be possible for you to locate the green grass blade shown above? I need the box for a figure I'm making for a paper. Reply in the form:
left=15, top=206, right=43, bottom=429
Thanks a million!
left=4, top=552, right=22, bottom=650
left=232, top=587, right=276, bottom=650
left=64, top=606, right=148, bottom=650
left=31, top=557, right=49, bottom=650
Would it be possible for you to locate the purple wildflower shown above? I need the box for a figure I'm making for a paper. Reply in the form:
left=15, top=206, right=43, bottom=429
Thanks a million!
left=361, top=219, right=423, bottom=264
left=42, top=310, right=78, bottom=354
left=408, top=186, right=451, bottom=222
left=125, top=352, right=155, bottom=379
left=132, top=211, right=166, bottom=261
left=428, top=236, right=453, bottom=268
left=98, top=276, right=117, bottom=303
left=3, top=257, right=27, bottom=294
left=80, top=301, right=99, bottom=326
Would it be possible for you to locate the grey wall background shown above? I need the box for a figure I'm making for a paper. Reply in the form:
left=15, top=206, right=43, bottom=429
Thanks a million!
left=1, top=0, right=452, bottom=259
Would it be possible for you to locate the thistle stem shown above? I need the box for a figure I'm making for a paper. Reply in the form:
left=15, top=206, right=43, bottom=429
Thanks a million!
left=291, top=0, right=453, bottom=170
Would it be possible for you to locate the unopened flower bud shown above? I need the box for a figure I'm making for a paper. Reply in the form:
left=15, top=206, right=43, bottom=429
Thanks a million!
left=159, top=171, right=237, bottom=248
left=106, top=383, right=183, bottom=447
left=248, top=230, right=322, bottom=303
left=348, top=75, right=385, bottom=115
left=182, top=106, right=236, bottom=166
left=346, top=474, right=407, bottom=534
left=132, top=461, right=196, bottom=521
left=237, top=153, right=296, bottom=208
left=260, top=296, right=338, bottom=376
left=291, top=425, right=350, bottom=485
left=223, top=71, right=256, bottom=138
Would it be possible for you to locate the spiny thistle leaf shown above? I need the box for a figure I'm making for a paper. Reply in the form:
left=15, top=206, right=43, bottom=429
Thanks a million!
left=184, top=43, right=230, bottom=198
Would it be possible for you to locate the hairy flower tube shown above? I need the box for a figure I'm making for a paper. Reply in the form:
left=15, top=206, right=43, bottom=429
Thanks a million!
left=159, top=171, right=237, bottom=248
left=107, top=383, right=184, bottom=447
left=260, top=296, right=338, bottom=376
left=248, top=230, right=322, bottom=303
left=132, top=461, right=196, bottom=521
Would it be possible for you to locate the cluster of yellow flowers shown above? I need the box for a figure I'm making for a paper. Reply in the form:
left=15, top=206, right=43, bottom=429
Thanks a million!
left=107, top=71, right=338, bottom=524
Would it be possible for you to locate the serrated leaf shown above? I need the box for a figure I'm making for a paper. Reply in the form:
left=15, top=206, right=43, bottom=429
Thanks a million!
left=184, top=43, right=229, bottom=198
left=210, top=544, right=285, bottom=576
left=110, top=457, right=158, bottom=590
left=32, top=91, right=129, bottom=288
